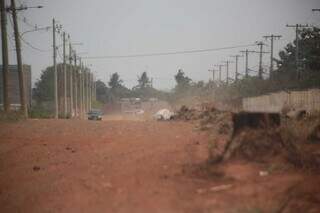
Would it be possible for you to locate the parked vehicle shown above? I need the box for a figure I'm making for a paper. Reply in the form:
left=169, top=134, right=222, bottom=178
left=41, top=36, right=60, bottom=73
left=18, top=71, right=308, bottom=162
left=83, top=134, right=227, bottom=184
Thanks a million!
left=87, top=110, right=103, bottom=120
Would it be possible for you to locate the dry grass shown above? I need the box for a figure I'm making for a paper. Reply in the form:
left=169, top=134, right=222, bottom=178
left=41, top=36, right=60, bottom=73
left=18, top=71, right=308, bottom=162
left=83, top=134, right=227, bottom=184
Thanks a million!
left=279, top=117, right=320, bottom=170
left=0, top=111, right=26, bottom=122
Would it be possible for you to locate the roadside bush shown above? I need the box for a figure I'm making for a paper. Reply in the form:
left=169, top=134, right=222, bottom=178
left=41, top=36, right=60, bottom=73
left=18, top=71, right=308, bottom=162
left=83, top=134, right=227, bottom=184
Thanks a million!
left=29, top=106, right=53, bottom=119
left=92, top=100, right=104, bottom=110
left=279, top=117, right=320, bottom=170
left=0, top=111, right=26, bottom=122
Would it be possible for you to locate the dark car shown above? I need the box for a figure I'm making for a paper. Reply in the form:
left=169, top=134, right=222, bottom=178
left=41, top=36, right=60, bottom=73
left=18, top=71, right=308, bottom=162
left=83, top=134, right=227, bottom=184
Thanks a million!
left=87, top=110, right=103, bottom=120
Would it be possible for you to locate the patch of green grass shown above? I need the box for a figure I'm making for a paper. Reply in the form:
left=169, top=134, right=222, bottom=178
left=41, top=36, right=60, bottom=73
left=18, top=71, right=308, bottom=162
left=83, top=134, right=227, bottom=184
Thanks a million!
left=29, top=107, right=53, bottom=119
left=92, top=100, right=104, bottom=110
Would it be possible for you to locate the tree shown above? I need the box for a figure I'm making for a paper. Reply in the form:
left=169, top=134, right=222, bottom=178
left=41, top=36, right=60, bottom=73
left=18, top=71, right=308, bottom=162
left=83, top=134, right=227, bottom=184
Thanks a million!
left=137, top=72, right=150, bottom=89
left=107, top=73, right=131, bottom=103
left=33, top=66, right=55, bottom=103
left=174, top=69, right=191, bottom=95
left=95, top=80, right=108, bottom=103
left=108, top=72, right=123, bottom=89
left=273, top=27, right=320, bottom=89
left=175, top=69, right=191, bottom=86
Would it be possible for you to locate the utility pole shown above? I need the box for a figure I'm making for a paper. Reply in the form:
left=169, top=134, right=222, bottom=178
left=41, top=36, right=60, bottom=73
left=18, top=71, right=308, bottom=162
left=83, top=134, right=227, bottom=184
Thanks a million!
left=240, top=49, right=255, bottom=78
left=83, top=66, right=86, bottom=116
left=79, top=58, right=82, bottom=118
left=83, top=63, right=86, bottom=117
left=208, top=69, right=216, bottom=81
left=286, top=24, right=309, bottom=80
left=63, top=32, right=67, bottom=118
left=10, top=0, right=28, bottom=117
left=88, top=71, right=91, bottom=111
left=91, top=73, right=94, bottom=109
left=263, top=34, right=282, bottom=77
left=230, top=55, right=243, bottom=82
left=79, top=59, right=84, bottom=119
left=222, top=60, right=233, bottom=85
left=74, top=52, right=78, bottom=118
left=214, top=64, right=224, bottom=84
left=92, top=75, right=96, bottom=102
left=85, top=70, right=89, bottom=113
left=256, top=41, right=267, bottom=79
left=53, top=18, right=58, bottom=119
left=0, top=0, right=10, bottom=112
left=68, top=36, right=73, bottom=118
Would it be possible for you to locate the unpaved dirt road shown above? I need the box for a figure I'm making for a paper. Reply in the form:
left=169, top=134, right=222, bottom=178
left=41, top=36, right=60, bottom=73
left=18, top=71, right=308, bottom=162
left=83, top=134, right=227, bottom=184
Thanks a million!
left=0, top=119, right=315, bottom=213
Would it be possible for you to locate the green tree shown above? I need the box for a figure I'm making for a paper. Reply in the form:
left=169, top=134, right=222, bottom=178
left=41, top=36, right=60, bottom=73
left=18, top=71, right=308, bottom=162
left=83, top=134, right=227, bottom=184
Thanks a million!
left=175, top=69, right=191, bottom=85
left=108, top=72, right=123, bottom=89
left=95, top=80, right=108, bottom=103
left=107, top=73, right=131, bottom=103
left=137, top=72, right=150, bottom=89
left=33, top=66, right=55, bottom=103
left=273, top=27, right=320, bottom=89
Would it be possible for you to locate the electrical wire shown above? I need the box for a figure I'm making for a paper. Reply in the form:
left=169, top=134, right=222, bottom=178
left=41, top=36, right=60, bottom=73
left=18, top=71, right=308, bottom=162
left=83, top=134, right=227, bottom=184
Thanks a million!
left=84, top=43, right=256, bottom=59
left=9, top=10, right=36, bottom=29
left=20, top=36, right=51, bottom=52
left=8, top=14, right=51, bottom=52
left=8, top=33, right=16, bottom=50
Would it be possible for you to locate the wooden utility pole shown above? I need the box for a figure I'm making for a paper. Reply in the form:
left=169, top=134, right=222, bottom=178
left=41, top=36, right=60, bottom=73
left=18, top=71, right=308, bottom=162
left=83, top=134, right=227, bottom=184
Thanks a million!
left=231, top=55, right=243, bottom=82
left=0, top=0, right=10, bottom=112
left=240, top=49, right=255, bottom=78
left=68, top=37, right=73, bottom=117
left=93, top=75, right=96, bottom=101
left=286, top=24, right=309, bottom=79
left=86, top=70, right=89, bottom=112
left=63, top=32, right=67, bottom=118
left=89, top=72, right=92, bottom=111
left=263, top=34, right=281, bottom=76
left=79, top=59, right=83, bottom=118
left=82, top=66, right=86, bottom=116
left=73, top=52, right=78, bottom=117
left=214, top=64, right=224, bottom=84
left=208, top=69, right=216, bottom=81
left=86, top=69, right=89, bottom=113
left=222, top=60, right=233, bottom=85
left=10, top=0, right=28, bottom=117
left=53, top=18, right=58, bottom=119
left=256, top=41, right=267, bottom=79
left=82, top=63, right=86, bottom=117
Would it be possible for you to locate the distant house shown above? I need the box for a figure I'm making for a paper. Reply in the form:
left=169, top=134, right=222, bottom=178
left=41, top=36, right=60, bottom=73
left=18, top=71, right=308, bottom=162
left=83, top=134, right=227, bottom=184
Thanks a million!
left=0, top=65, right=32, bottom=109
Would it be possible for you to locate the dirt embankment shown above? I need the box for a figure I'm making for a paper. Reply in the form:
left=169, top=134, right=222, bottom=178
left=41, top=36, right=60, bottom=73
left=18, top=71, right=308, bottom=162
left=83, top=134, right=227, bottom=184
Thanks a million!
left=175, top=104, right=320, bottom=212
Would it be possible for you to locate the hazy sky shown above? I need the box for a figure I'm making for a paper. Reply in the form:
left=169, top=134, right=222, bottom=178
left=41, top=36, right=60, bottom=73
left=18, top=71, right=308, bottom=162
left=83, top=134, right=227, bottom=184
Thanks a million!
left=2, top=0, right=320, bottom=90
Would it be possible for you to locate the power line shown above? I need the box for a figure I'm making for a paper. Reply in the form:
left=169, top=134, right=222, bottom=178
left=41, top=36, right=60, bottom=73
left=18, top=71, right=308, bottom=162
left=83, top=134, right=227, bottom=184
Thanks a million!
left=20, top=36, right=50, bottom=52
left=8, top=14, right=50, bottom=52
left=7, top=9, right=35, bottom=29
left=84, top=43, right=256, bottom=59
left=286, top=24, right=310, bottom=80
left=263, top=34, right=282, bottom=76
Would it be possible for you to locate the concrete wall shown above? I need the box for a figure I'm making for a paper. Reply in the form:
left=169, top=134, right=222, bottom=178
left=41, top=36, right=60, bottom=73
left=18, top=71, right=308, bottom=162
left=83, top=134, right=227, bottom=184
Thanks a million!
left=243, top=89, right=320, bottom=114
left=0, top=65, right=32, bottom=108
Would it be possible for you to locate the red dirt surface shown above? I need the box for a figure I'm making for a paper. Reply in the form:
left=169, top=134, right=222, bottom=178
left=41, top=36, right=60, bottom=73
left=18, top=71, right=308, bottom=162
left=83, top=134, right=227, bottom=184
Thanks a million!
left=0, top=119, right=318, bottom=213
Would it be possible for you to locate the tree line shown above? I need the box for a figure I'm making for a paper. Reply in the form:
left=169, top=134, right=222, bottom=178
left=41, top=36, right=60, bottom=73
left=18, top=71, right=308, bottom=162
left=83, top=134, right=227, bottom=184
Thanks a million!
left=33, top=27, right=320, bottom=108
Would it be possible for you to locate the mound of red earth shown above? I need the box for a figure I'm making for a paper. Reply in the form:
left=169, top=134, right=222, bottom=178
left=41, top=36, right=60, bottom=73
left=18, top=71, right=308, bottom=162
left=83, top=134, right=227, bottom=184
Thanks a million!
left=174, top=105, right=202, bottom=121
left=222, top=128, right=283, bottom=162
left=175, top=103, right=320, bottom=171
left=208, top=114, right=320, bottom=172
